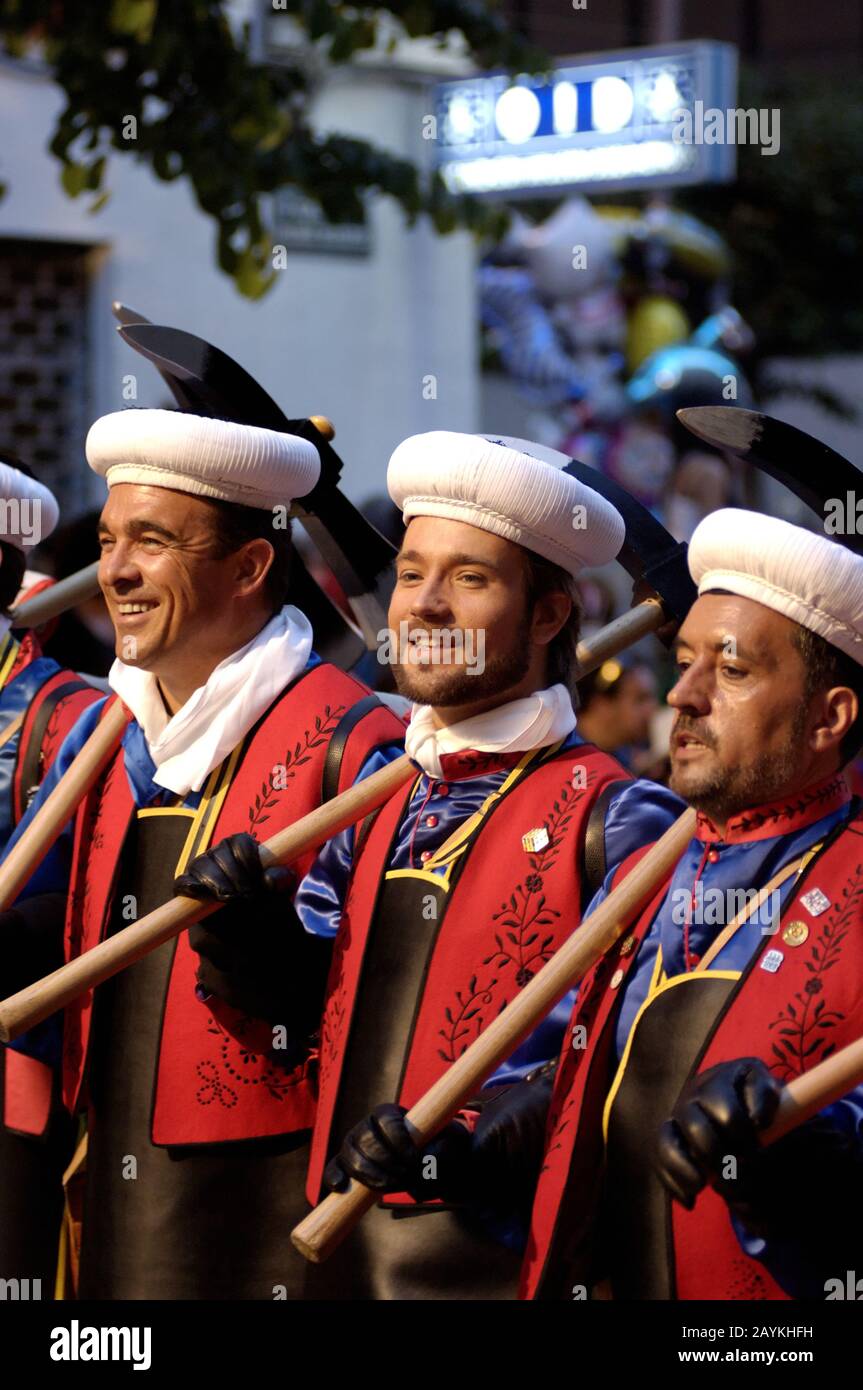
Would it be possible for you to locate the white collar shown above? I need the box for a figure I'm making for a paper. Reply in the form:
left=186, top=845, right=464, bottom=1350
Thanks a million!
left=404, top=683, right=576, bottom=779
left=109, top=604, right=314, bottom=796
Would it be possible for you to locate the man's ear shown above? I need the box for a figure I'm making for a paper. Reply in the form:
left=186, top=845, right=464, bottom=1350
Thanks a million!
left=812, top=685, right=858, bottom=756
left=531, top=589, right=572, bottom=649
left=233, top=538, right=274, bottom=599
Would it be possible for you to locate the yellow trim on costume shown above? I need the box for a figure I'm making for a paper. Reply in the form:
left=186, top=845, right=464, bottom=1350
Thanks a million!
left=384, top=865, right=457, bottom=892
left=133, top=739, right=246, bottom=879
left=601, top=943, right=741, bottom=1142
left=0, top=633, right=20, bottom=691
left=415, top=742, right=562, bottom=873
left=381, top=742, right=563, bottom=893
left=54, top=1218, right=68, bottom=1301
left=174, top=739, right=245, bottom=876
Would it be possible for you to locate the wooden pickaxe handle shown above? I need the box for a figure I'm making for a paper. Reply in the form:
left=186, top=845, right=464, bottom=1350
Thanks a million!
left=292, top=847, right=863, bottom=1263
left=0, top=753, right=417, bottom=1042
left=0, top=698, right=131, bottom=914
left=763, top=1034, right=863, bottom=1144
left=0, top=590, right=668, bottom=992
left=291, top=808, right=697, bottom=1263
left=575, top=598, right=665, bottom=676
left=10, top=563, right=101, bottom=630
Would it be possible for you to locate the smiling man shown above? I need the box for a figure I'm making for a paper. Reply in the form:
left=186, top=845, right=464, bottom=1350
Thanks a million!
left=275, top=429, right=683, bottom=1299
left=516, top=507, right=863, bottom=1300
left=0, top=409, right=404, bottom=1299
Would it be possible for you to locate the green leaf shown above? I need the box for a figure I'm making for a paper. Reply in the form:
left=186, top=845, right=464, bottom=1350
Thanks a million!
left=234, top=246, right=277, bottom=301
left=110, top=0, right=158, bottom=44
left=60, top=161, right=89, bottom=198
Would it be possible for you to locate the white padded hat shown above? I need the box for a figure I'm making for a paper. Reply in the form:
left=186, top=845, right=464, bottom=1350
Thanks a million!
left=0, top=461, right=60, bottom=550
left=689, top=507, right=863, bottom=666
left=387, top=431, right=625, bottom=576
left=86, top=409, right=321, bottom=511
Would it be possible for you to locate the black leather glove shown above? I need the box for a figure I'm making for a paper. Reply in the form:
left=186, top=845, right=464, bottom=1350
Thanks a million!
left=175, top=831, right=294, bottom=904
left=324, top=1102, right=473, bottom=1201
left=657, top=1057, right=863, bottom=1274
left=657, top=1058, right=781, bottom=1216
left=325, top=1062, right=555, bottom=1214
left=175, top=832, right=330, bottom=1029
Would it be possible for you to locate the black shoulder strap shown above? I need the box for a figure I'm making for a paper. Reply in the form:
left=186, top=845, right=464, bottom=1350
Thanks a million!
left=581, top=776, right=631, bottom=908
left=320, top=693, right=386, bottom=805
left=16, top=678, right=91, bottom=814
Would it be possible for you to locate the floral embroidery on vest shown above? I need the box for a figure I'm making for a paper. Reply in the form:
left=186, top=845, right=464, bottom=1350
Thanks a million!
left=199, top=1012, right=312, bottom=1107
left=39, top=689, right=82, bottom=773
left=767, top=864, right=862, bottom=1078
left=437, top=771, right=596, bottom=1064
left=247, top=704, right=346, bottom=831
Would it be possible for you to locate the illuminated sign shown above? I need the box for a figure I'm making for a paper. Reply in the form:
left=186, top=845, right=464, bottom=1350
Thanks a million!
left=434, top=42, right=737, bottom=197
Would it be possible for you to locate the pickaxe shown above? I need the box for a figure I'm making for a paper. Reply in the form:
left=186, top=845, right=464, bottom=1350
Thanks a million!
left=677, top=406, right=863, bottom=555
left=490, top=437, right=697, bottom=674
left=114, top=318, right=396, bottom=674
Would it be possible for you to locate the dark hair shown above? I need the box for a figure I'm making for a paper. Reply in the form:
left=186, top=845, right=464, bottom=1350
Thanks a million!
left=205, top=498, right=293, bottom=615
left=0, top=541, right=26, bottom=616
left=578, top=658, right=627, bottom=705
left=791, top=624, right=863, bottom=766
left=522, top=551, right=583, bottom=693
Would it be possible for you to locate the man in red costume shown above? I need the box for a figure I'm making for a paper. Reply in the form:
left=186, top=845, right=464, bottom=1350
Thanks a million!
left=291, top=431, right=683, bottom=1298
left=0, top=409, right=404, bottom=1298
left=341, top=505, right=863, bottom=1301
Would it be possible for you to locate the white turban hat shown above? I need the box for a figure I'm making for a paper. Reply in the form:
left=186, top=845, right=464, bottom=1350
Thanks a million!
left=86, top=409, right=321, bottom=511
left=0, top=461, right=60, bottom=550
left=689, top=507, right=863, bottom=666
left=387, top=432, right=624, bottom=577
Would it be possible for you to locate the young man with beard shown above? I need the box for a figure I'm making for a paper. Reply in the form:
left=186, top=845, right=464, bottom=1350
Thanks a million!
left=207, top=429, right=681, bottom=1300
left=351, top=506, right=863, bottom=1301
left=0, top=410, right=404, bottom=1299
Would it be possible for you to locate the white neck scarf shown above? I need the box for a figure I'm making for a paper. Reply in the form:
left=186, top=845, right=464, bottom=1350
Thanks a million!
left=0, top=616, right=11, bottom=642
left=404, top=683, right=576, bottom=780
left=109, top=604, right=314, bottom=796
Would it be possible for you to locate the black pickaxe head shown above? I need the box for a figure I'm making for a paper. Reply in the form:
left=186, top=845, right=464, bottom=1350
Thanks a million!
left=111, top=301, right=152, bottom=328
left=489, top=435, right=697, bottom=636
left=677, top=406, right=863, bottom=557
left=115, top=321, right=397, bottom=663
left=563, top=458, right=696, bottom=624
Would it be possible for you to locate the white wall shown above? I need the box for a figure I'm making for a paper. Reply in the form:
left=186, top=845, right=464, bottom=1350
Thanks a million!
left=0, top=47, right=479, bottom=509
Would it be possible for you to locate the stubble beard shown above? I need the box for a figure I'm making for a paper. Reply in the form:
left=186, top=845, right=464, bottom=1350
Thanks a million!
left=394, top=610, right=533, bottom=709
left=670, top=705, right=809, bottom=824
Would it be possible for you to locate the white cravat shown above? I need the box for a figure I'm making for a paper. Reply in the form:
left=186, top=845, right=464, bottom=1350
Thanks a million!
left=109, top=604, right=313, bottom=796
left=404, top=683, right=577, bottom=780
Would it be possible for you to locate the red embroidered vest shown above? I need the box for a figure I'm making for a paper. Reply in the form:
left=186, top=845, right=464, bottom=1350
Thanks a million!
left=59, top=663, right=404, bottom=1145
left=522, top=807, right=863, bottom=1300
left=306, top=741, right=629, bottom=1202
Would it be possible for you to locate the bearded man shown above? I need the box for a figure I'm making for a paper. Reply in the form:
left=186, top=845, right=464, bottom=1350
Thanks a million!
left=200, top=430, right=680, bottom=1300
left=521, top=508, right=863, bottom=1300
